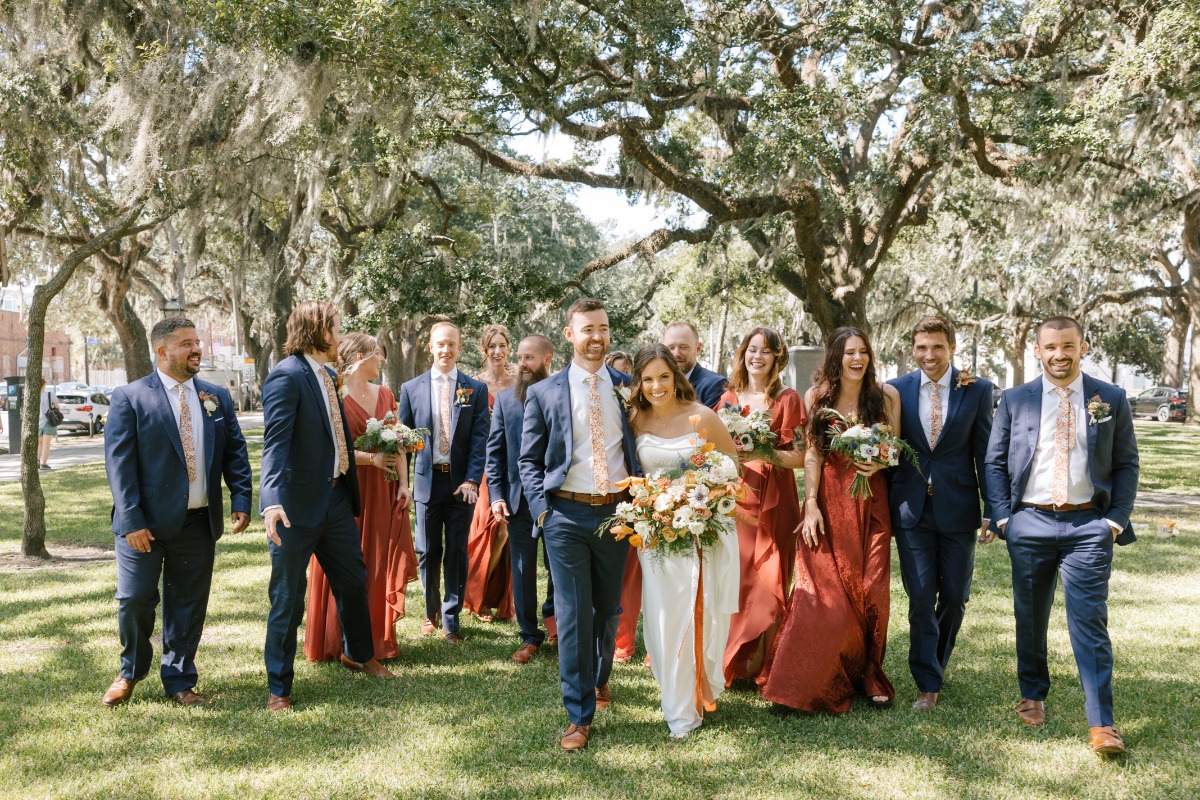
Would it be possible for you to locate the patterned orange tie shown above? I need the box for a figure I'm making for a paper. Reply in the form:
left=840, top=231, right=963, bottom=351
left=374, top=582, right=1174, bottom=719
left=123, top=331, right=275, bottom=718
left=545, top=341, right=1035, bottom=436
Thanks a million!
left=439, top=375, right=452, bottom=456
left=178, top=385, right=196, bottom=484
left=1051, top=386, right=1074, bottom=506
left=319, top=367, right=350, bottom=475
left=586, top=374, right=610, bottom=494
left=929, top=382, right=943, bottom=449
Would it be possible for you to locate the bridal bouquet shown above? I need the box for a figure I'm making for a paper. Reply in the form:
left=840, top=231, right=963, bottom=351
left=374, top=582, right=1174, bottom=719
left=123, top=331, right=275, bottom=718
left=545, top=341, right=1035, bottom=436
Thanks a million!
left=820, top=408, right=918, bottom=499
left=353, top=411, right=429, bottom=481
left=717, top=403, right=778, bottom=463
left=602, top=424, right=746, bottom=558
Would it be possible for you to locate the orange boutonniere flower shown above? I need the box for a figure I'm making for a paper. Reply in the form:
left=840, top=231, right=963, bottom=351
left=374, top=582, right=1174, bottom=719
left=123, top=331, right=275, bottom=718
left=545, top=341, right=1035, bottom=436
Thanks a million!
left=955, top=371, right=978, bottom=390
left=197, top=390, right=218, bottom=416
left=455, top=387, right=473, bottom=407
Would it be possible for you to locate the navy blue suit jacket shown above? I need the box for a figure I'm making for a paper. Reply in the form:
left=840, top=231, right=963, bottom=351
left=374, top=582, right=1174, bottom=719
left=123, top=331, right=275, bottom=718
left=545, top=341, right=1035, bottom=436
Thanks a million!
left=397, top=370, right=489, bottom=503
left=106, top=373, right=252, bottom=540
left=984, top=373, right=1139, bottom=545
left=486, top=386, right=527, bottom=514
left=518, top=365, right=641, bottom=524
left=687, top=363, right=728, bottom=410
left=887, top=368, right=994, bottom=532
left=259, top=354, right=361, bottom=526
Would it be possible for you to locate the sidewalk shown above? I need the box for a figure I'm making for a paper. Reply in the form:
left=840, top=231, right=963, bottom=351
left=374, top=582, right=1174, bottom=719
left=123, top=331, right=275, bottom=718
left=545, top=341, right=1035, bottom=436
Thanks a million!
left=0, top=412, right=263, bottom=484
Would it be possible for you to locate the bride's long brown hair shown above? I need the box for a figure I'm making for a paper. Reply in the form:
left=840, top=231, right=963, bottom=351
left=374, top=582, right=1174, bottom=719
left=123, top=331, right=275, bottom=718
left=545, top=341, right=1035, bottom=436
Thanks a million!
left=808, top=327, right=886, bottom=450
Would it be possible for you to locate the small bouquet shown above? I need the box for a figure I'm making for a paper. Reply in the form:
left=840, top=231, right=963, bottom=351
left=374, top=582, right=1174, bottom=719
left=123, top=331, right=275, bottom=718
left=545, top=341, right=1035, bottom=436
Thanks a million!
left=353, top=411, right=429, bottom=481
left=718, top=403, right=779, bottom=464
left=601, top=420, right=746, bottom=558
left=821, top=408, right=919, bottom=499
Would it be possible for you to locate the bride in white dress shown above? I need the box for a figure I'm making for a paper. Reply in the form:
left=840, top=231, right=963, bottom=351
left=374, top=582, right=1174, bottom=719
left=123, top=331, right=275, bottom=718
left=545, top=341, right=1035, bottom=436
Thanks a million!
left=627, top=344, right=741, bottom=739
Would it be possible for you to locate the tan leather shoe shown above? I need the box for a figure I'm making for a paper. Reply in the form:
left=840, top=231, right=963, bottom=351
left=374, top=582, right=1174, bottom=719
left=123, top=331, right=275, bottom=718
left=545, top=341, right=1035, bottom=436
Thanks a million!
left=339, top=655, right=397, bottom=679
left=912, top=691, right=939, bottom=711
left=1089, top=726, right=1128, bottom=755
left=421, top=618, right=438, bottom=637
left=1017, top=698, right=1045, bottom=727
left=169, top=689, right=212, bottom=706
left=267, top=693, right=292, bottom=712
left=560, top=723, right=591, bottom=751
left=512, top=643, right=539, bottom=664
left=102, top=676, right=138, bottom=707
left=444, top=631, right=464, bottom=644
left=595, top=684, right=612, bottom=711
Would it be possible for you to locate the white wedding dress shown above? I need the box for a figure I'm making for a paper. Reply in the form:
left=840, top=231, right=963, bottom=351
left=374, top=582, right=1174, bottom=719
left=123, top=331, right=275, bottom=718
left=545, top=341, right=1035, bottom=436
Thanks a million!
left=635, top=433, right=741, bottom=738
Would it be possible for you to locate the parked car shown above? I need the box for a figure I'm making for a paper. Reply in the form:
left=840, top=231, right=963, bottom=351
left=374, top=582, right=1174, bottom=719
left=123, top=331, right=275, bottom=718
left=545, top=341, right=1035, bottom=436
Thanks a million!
left=1130, top=385, right=1188, bottom=422
left=86, top=385, right=114, bottom=397
left=56, top=381, right=88, bottom=393
left=55, top=390, right=109, bottom=434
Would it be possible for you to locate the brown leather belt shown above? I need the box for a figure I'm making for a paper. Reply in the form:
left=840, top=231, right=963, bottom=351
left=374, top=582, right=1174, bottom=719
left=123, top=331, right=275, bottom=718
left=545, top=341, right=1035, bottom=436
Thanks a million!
left=1023, top=501, right=1095, bottom=512
left=332, top=477, right=342, bottom=487
left=432, top=463, right=451, bottom=472
left=552, top=489, right=630, bottom=506
left=186, top=507, right=209, bottom=517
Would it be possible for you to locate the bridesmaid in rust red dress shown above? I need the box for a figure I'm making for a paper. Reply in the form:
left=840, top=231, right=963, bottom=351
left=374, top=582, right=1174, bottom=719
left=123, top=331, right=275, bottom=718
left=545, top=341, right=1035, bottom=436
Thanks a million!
left=305, top=333, right=419, bottom=662
left=720, top=327, right=806, bottom=685
left=463, top=324, right=517, bottom=623
left=760, top=326, right=899, bottom=712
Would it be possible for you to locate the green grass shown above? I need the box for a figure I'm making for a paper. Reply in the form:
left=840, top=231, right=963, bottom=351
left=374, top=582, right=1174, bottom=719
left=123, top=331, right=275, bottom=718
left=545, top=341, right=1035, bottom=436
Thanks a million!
left=0, top=430, right=1198, bottom=798
left=1129, top=422, right=1200, bottom=494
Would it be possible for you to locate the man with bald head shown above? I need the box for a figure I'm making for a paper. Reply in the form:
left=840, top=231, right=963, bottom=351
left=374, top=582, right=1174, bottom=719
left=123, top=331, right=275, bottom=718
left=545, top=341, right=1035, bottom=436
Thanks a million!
left=487, top=334, right=558, bottom=663
left=662, top=322, right=727, bottom=409
left=398, top=321, right=490, bottom=643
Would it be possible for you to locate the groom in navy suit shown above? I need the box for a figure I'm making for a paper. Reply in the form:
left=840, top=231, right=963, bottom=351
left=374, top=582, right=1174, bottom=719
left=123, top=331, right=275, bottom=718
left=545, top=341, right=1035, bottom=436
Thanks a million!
left=398, top=321, right=489, bottom=643
left=487, top=334, right=557, bottom=664
left=985, top=316, right=1139, bottom=756
left=519, top=297, right=641, bottom=751
left=887, top=316, right=994, bottom=712
left=103, top=317, right=252, bottom=707
left=261, top=301, right=394, bottom=712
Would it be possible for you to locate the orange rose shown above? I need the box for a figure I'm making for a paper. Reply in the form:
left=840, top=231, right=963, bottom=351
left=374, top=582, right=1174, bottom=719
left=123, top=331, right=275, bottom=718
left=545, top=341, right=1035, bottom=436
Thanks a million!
left=628, top=534, right=643, bottom=548
left=611, top=523, right=633, bottom=538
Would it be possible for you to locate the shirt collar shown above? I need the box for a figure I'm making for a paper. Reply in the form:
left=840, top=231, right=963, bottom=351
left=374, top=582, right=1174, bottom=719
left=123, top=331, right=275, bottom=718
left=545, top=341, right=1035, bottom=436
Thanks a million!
left=569, top=362, right=611, bottom=387
left=920, top=369, right=952, bottom=390
left=303, top=353, right=333, bottom=379
left=1041, top=373, right=1084, bottom=397
left=430, top=366, right=459, bottom=383
left=158, top=369, right=193, bottom=393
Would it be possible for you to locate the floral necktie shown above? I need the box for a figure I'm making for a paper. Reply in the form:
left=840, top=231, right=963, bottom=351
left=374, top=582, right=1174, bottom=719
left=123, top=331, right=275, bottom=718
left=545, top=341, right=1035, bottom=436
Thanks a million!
left=439, top=375, right=452, bottom=457
left=1051, top=386, right=1074, bottom=506
left=178, top=385, right=196, bottom=484
left=319, top=367, right=350, bottom=476
left=929, top=382, right=943, bottom=449
left=586, top=373, right=610, bottom=494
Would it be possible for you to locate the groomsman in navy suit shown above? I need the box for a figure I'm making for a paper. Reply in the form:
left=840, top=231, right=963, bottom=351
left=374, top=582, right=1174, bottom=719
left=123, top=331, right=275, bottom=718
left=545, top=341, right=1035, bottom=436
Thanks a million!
left=663, top=321, right=727, bottom=409
left=103, top=317, right=252, bottom=707
left=261, top=301, right=394, bottom=712
left=519, top=297, right=641, bottom=752
left=398, top=321, right=489, bottom=643
left=487, top=334, right=557, bottom=664
left=984, top=316, right=1139, bottom=756
left=887, top=317, right=994, bottom=712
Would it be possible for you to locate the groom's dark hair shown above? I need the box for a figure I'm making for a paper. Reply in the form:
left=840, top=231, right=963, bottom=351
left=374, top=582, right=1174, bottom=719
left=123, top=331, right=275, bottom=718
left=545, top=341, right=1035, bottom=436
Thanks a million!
left=911, top=316, right=956, bottom=345
left=566, top=297, right=606, bottom=322
left=1036, top=315, right=1085, bottom=342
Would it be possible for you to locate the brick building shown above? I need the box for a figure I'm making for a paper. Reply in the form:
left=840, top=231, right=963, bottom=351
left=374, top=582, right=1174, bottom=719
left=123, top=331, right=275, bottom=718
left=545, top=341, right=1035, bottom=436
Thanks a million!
left=0, top=288, right=72, bottom=382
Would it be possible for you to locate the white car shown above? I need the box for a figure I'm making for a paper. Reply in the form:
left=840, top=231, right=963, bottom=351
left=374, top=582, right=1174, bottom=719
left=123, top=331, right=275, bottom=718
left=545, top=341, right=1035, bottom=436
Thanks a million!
left=54, top=390, right=109, bottom=434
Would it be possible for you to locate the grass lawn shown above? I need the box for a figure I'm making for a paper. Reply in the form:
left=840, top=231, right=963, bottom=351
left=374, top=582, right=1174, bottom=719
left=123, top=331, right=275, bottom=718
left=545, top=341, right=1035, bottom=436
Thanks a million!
left=0, top=425, right=1198, bottom=799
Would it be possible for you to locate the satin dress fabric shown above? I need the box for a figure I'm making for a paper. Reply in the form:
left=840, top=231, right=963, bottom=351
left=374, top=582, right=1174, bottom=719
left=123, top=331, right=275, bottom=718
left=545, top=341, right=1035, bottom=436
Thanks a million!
left=760, top=452, right=895, bottom=712
left=720, top=388, right=805, bottom=684
left=636, top=433, right=740, bottom=737
left=304, top=386, right=420, bottom=661
left=464, top=392, right=516, bottom=620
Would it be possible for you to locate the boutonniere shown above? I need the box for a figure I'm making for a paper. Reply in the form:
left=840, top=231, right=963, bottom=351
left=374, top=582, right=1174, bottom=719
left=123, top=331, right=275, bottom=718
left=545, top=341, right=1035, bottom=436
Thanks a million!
left=455, top=386, right=473, bottom=407
left=197, top=390, right=218, bottom=416
left=613, top=384, right=631, bottom=408
left=955, top=371, right=978, bottom=391
left=1087, top=395, right=1112, bottom=425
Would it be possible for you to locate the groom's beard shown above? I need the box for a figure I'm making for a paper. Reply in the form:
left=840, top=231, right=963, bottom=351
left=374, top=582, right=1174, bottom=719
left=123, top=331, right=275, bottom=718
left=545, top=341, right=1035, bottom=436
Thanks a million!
left=516, top=365, right=549, bottom=403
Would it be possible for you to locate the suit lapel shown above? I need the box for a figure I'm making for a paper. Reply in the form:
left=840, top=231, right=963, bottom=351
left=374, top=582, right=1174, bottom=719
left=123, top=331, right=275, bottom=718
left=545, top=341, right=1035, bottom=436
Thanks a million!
left=903, top=372, right=930, bottom=451
left=553, top=369, right=572, bottom=456
left=150, top=373, right=187, bottom=465
left=942, top=368, right=964, bottom=434
left=1082, top=373, right=1099, bottom=464
left=197, top=380, right=216, bottom=473
left=607, top=365, right=640, bottom=473
left=451, top=372, right=466, bottom=434
left=298, top=356, right=335, bottom=442
left=1023, top=379, right=1042, bottom=454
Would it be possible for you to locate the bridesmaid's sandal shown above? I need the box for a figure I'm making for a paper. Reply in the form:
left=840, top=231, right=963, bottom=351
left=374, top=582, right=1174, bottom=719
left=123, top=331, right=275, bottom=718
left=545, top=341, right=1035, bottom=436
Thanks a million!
left=868, top=695, right=893, bottom=710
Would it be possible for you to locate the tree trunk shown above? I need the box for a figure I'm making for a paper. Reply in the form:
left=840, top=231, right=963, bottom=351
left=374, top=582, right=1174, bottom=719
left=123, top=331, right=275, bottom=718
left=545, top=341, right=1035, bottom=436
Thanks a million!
left=96, top=242, right=153, bottom=381
left=713, top=295, right=730, bottom=373
left=1009, top=320, right=1032, bottom=387
left=22, top=204, right=149, bottom=558
left=1162, top=299, right=1188, bottom=388
left=380, top=315, right=441, bottom=393
left=1179, top=202, right=1200, bottom=424
left=895, top=345, right=909, bottom=375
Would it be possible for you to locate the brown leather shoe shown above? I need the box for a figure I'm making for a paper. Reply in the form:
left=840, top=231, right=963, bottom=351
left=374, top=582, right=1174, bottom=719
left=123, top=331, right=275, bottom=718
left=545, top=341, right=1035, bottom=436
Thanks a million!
left=595, top=684, right=612, bottom=711
left=339, top=655, right=397, bottom=679
left=512, top=643, right=539, bottom=664
left=444, top=631, right=464, bottom=644
left=266, top=693, right=292, bottom=712
left=421, top=618, right=438, bottom=637
left=1089, top=726, right=1128, bottom=755
left=1017, top=698, right=1046, bottom=727
left=102, top=676, right=138, bottom=707
left=169, top=688, right=212, bottom=706
left=912, top=691, right=939, bottom=711
left=560, top=723, right=591, bottom=751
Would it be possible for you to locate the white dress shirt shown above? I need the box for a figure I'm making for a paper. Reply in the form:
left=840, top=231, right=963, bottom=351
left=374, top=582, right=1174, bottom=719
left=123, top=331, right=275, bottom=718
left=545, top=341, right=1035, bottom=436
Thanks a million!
left=303, top=354, right=342, bottom=480
left=429, top=366, right=459, bottom=466
left=919, top=368, right=952, bottom=447
left=158, top=369, right=207, bottom=509
left=1022, top=374, right=1093, bottom=506
left=561, top=363, right=629, bottom=493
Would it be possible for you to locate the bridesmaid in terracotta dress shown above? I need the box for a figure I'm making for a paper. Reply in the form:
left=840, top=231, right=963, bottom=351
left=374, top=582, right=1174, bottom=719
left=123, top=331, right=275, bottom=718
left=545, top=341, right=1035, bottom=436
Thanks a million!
left=720, top=327, right=806, bottom=685
left=760, top=326, right=899, bottom=712
left=305, top=333, right=420, bottom=662
left=463, top=324, right=517, bottom=622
